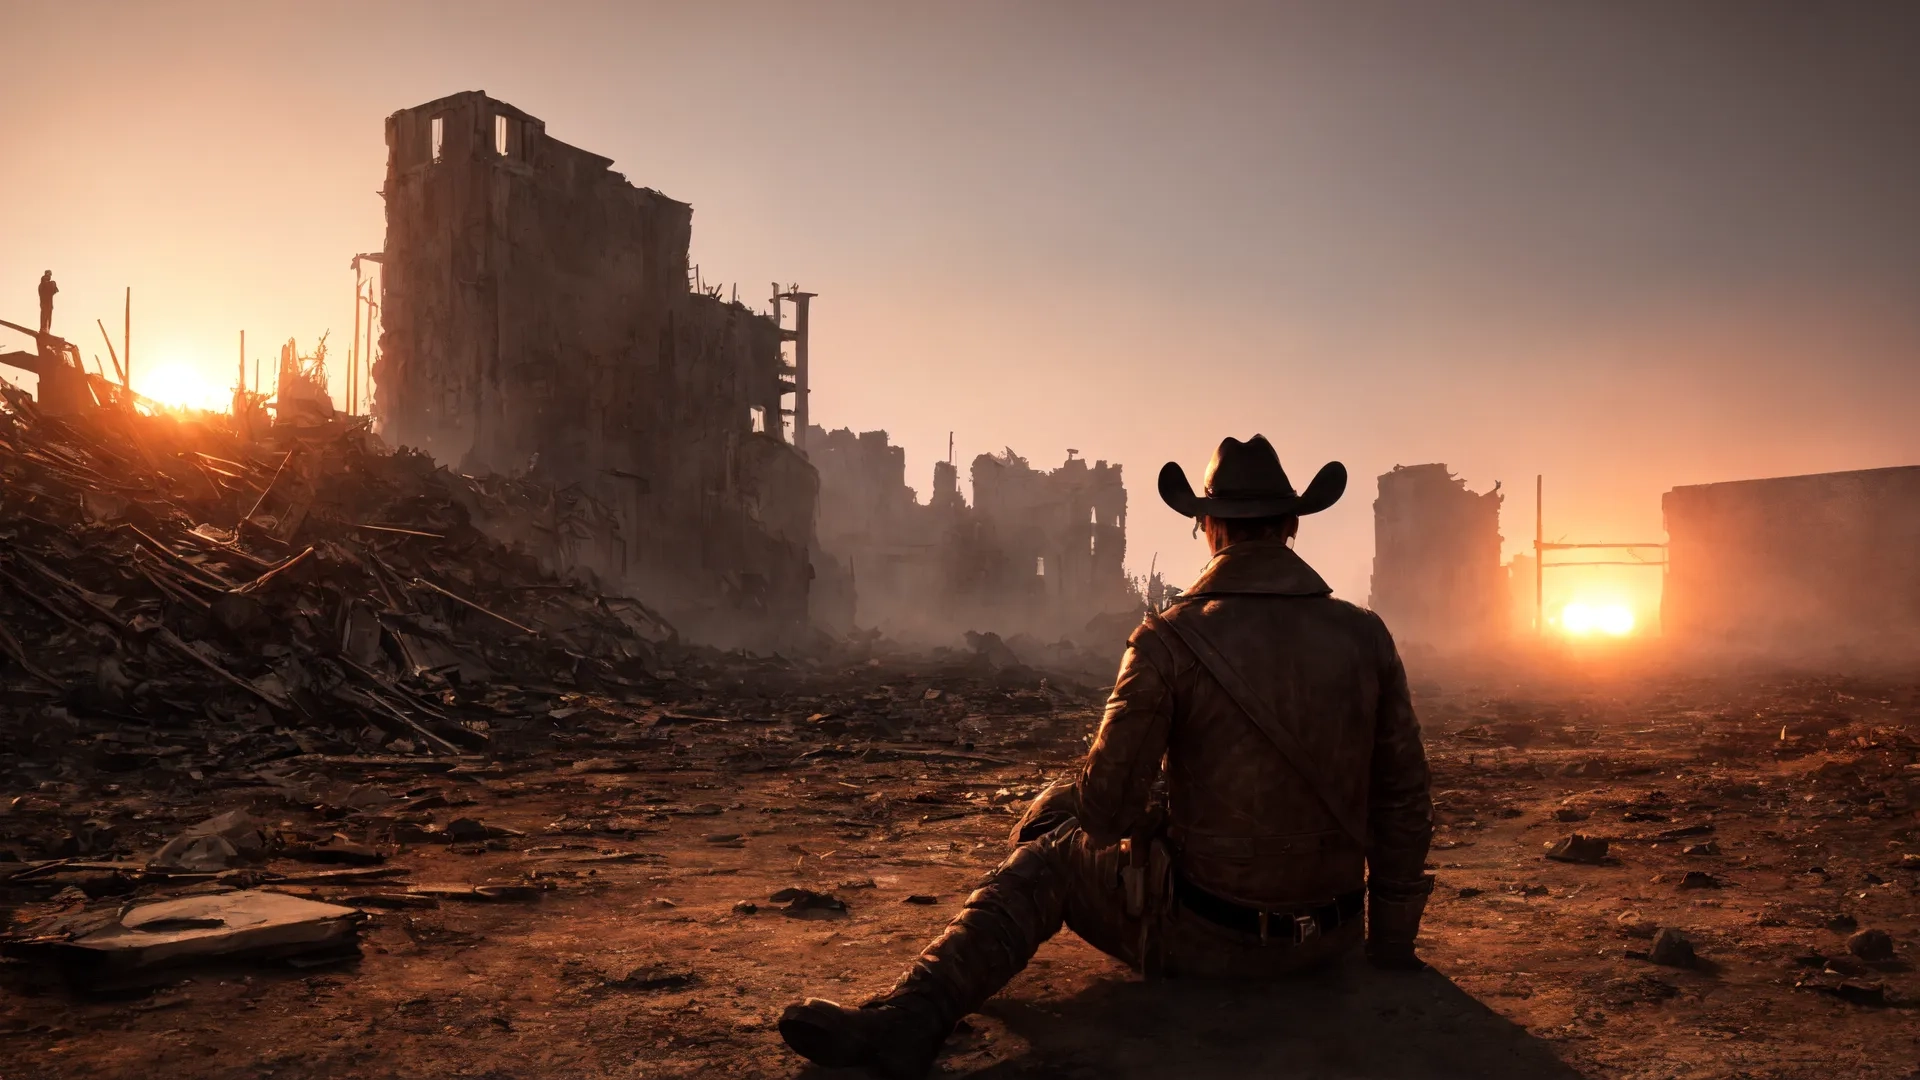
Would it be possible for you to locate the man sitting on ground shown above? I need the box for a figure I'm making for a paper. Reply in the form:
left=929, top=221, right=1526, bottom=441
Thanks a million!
left=779, top=434, right=1436, bottom=1079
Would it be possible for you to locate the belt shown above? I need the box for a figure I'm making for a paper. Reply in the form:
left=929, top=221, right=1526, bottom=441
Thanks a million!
left=1169, top=826, right=1350, bottom=861
left=1173, top=870, right=1364, bottom=946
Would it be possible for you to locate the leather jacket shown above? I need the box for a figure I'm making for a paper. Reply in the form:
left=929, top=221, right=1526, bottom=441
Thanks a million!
left=1076, top=541, right=1433, bottom=909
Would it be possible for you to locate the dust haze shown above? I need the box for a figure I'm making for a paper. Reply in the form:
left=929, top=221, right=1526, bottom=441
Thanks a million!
left=2, top=4, right=1918, bottom=1079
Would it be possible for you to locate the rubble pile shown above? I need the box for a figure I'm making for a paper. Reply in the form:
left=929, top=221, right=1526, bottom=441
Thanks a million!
left=0, top=383, right=679, bottom=787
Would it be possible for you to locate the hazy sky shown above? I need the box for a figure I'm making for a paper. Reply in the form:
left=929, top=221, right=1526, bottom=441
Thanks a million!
left=7, top=1, right=1918, bottom=614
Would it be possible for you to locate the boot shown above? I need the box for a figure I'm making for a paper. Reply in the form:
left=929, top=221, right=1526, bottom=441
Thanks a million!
left=778, top=994, right=948, bottom=1080
left=782, top=839, right=1070, bottom=1076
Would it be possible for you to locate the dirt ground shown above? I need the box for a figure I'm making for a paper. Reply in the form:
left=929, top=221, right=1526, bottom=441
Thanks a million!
left=3, top=648, right=1918, bottom=1079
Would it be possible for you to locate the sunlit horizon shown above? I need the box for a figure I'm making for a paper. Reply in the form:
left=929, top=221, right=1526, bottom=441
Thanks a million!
left=5, top=3, right=1918, bottom=605
left=1557, top=601, right=1639, bottom=638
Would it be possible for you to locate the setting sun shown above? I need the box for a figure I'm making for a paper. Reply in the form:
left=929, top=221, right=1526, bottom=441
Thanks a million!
left=136, top=360, right=228, bottom=412
left=1560, top=601, right=1635, bottom=637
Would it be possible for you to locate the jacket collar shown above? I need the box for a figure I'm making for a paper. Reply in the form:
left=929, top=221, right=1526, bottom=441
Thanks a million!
left=1183, top=540, right=1332, bottom=598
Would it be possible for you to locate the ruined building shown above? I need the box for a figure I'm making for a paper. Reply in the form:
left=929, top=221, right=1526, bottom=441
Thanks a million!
left=1368, top=464, right=1506, bottom=650
left=373, top=92, right=816, bottom=644
left=808, top=428, right=1135, bottom=641
left=1662, top=466, right=1920, bottom=658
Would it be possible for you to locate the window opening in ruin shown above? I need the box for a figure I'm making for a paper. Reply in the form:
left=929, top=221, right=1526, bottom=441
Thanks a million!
left=495, top=114, right=509, bottom=156
left=431, top=116, right=444, bottom=162
left=1036, top=556, right=1046, bottom=577
left=750, top=406, right=766, bottom=434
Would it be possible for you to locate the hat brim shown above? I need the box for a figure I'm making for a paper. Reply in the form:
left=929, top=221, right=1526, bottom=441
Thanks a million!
left=1157, top=460, right=1346, bottom=519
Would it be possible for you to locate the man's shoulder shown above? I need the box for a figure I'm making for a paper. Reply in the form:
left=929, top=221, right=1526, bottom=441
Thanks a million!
left=1163, top=592, right=1384, bottom=625
left=1161, top=594, right=1395, bottom=655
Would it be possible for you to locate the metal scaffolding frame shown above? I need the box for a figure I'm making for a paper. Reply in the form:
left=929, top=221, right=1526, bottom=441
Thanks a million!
left=1533, top=474, right=1668, bottom=635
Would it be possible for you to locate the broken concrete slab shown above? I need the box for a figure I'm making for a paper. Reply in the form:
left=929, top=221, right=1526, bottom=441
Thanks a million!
left=13, top=890, right=361, bottom=981
left=148, top=810, right=268, bottom=873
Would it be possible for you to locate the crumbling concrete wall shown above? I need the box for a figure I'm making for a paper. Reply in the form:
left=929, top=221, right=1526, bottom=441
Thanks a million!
left=969, top=449, right=1130, bottom=634
left=807, top=426, right=959, bottom=637
left=1369, top=464, right=1506, bottom=650
left=1662, top=466, right=1920, bottom=659
left=375, top=92, right=814, bottom=646
left=808, top=429, right=1134, bottom=641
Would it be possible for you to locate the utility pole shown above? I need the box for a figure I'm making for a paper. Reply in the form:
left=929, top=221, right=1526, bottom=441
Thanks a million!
left=363, top=293, right=378, bottom=410
left=1535, top=474, right=1544, bottom=636
left=122, top=287, right=131, bottom=391
left=350, top=267, right=361, bottom=415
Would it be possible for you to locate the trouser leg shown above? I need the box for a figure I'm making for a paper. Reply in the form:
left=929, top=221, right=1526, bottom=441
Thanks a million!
left=780, top=786, right=1133, bottom=1076
left=881, top=824, right=1075, bottom=1026
left=1009, top=776, right=1080, bottom=844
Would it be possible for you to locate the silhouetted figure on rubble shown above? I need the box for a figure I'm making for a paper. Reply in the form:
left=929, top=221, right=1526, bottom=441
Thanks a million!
left=779, top=435, right=1436, bottom=1079
left=37, top=271, right=58, bottom=335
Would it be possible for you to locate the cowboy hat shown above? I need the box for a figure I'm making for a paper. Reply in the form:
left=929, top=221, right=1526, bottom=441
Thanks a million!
left=1157, top=435, right=1346, bottom=519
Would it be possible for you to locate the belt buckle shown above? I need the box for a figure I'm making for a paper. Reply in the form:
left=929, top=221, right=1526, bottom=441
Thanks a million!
left=1257, top=908, right=1269, bottom=945
left=1292, top=912, right=1319, bottom=945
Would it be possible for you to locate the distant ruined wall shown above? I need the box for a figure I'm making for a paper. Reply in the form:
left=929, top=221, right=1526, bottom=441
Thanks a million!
left=808, top=429, right=1134, bottom=641
left=1663, top=466, right=1920, bottom=659
left=375, top=91, right=814, bottom=646
left=969, top=450, right=1129, bottom=633
left=1368, top=464, right=1506, bottom=650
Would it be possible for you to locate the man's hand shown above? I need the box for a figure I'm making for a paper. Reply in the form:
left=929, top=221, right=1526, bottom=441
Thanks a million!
left=1365, top=940, right=1426, bottom=972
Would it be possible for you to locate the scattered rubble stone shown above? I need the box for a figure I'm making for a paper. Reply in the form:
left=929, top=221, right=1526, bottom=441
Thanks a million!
left=1847, top=929, right=1895, bottom=962
left=1545, top=834, right=1609, bottom=864
left=1678, top=871, right=1722, bottom=890
left=149, top=810, right=267, bottom=872
left=1648, top=928, right=1697, bottom=969
left=609, top=963, right=694, bottom=991
left=770, top=887, right=848, bottom=919
left=1796, top=973, right=1892, bottom=1008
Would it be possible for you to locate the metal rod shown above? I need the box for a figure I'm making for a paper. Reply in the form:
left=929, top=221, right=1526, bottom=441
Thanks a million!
left=363, top=288, right=374, bottom=412
left=1538, top=541, right=1668, bottom=550
left=96, top=320, right=125, bottom=384
left=1542, top=560, right=1669, bottom=568
left=350, top=262, right=362, bottom=415
left=1534, top=474, right=1542, bottom=636
left=123, top=287, right=130, bottom=390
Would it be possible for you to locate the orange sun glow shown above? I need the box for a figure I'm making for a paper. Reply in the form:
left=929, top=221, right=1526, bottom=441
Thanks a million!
left=137, top=362, right=228, bottom=413
left=1559, top=602, right=1636, bottom=637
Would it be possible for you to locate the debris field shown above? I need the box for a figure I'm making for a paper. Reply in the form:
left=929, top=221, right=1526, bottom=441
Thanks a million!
left=3, top=647, right=1917, bottom=1078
